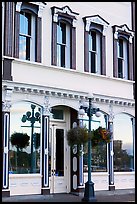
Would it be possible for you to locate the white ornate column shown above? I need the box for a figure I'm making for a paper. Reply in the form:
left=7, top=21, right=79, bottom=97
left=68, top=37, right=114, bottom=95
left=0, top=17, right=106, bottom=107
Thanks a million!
left=108, top=104, right=115, bottom=191
left=41, top=96, right=51, bottom=195
left=2, top=86, right=13, bottom=196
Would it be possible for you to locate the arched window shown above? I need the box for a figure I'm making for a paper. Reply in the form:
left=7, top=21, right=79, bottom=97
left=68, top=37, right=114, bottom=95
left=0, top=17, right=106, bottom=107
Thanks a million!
left=83, top=15, right=109, bottom=75
left=57, top=21, right=71, bottom=68
left=9, top=102, right=41, bottom=174
left=113, top=24, right=134, bottom=80
left=113, top=113, right=134, bottom=172
left=82, top=111, right=108, bottom=172
left=51, top=5, right=79, bottom=69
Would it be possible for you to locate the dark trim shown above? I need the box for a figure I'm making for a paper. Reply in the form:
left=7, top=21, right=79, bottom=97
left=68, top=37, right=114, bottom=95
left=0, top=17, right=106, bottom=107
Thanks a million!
left=131, top=2, right=135, bottom=81
left=36, top=17, right=42, bottom=63
left=71, top=27, right=76, bottom=69
left=3, top=58, right=13, bottom=81
left=84, top=31, right=89, bottom=72
left=51, top=22, right=57, bottom=66
left=101, top=35, right=106, bottom=75
left=2, top=190, right=10, bottom=197
left=128, top=43, right=133, bottom=80
left=14, top=11, right=20, bottom=58
left=4, top=2, right=14, bottom=57
left=109, top=185, right=115, bottom=191
left=113, top=38, right=118, bottom=78
left=41, top=188, right=50, bottom=195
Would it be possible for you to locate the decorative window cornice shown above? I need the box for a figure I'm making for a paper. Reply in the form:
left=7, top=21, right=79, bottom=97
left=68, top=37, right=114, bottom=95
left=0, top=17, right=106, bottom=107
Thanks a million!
left=16, top=2, right=46, bottom=17
left=83, top=15, right=109, bottom=35
left=51, top=5, right=79, bottom=27
left=113, top=24, right=134, bottom=43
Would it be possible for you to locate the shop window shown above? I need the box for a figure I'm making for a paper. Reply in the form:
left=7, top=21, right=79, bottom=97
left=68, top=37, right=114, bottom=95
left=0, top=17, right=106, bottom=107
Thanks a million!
left=83, top=15, right=109, bottom=75
left=9, top=102, right=41, bottom=174
left=113, top=24, right=134, bottom=80
left=113, top=113, right=134, bottom=172
left=82, top=111, right=108, bottom=172
left=51, top=5, right=79, bottom=69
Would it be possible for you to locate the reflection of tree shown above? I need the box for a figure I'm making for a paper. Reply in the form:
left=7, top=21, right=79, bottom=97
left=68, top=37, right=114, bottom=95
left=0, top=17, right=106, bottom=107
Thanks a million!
left=114, top=140, right=133, bottom=171
left=10, top=132, right=30, bottom=173
left=83, top=143, right=107, bottom=172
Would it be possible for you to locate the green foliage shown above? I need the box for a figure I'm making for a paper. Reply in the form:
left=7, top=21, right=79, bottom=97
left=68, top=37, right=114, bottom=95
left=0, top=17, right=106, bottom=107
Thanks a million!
left=10, top=132, right=30, bottom=150
left=67, top=126, right=88, bottom=147
left=90, top=126, right=111, bottom=147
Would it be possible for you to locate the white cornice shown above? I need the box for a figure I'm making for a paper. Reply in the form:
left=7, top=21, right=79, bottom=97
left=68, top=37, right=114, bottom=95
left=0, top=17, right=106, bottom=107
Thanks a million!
left=2, top=81, right=135, bottom=108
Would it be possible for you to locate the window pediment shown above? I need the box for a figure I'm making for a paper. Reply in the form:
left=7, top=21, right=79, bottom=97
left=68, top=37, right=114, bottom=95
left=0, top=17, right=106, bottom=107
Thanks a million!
left=51, top=5, right=79, bottom=27
left=83, top=15, right=109, bottom=35
left=113, top=24, right=134, bottom=43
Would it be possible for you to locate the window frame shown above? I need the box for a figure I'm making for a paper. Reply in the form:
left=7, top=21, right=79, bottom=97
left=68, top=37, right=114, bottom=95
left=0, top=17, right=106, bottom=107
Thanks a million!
left=51, top=6, right=79, bottom=70
left=113, top=24, right=134, bottom=81
left=83, top=15, right=109, bottom=75
left=14, top=2, right=43, bottom=63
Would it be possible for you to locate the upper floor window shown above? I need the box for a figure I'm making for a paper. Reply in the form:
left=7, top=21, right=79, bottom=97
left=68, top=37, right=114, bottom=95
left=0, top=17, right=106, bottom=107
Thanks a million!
left=83, top=15, right=109, bottom=75
left=117, top=38, right=128, bottom=79
left=14, top=2, right=46, bottom=62
left=57, top=21, right=70, bottom=68
left=19, top=11, right=36, bottom=61
left=89, top=31, right=101, bottom=74
left=113, top=24, right=134, bottom=80
left=51, top=6, right=79, bottom=69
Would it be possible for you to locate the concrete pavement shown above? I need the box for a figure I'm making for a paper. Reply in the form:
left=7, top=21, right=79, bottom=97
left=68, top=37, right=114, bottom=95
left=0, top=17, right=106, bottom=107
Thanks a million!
left=2, top=189, right=135, bottom=202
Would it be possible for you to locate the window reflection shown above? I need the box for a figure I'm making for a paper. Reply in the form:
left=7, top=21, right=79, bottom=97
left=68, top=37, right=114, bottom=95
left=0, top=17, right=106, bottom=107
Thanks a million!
left=113, top=113, right=134, bottom=172
left=83, top=112, right=108, bottom=172
left=9, top=102, right=41, bottom=174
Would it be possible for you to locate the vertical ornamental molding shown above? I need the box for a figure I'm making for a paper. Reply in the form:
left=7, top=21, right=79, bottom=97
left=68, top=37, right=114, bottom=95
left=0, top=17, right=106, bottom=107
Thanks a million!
left=2, top=86, right=13, bottom=190
left=41, top=96, right=51, bottom=188
left=108, top=104, right=115, bottom=190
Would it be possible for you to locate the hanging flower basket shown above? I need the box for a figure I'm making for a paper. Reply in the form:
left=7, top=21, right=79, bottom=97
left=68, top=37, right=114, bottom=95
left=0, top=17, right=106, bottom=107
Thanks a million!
left=67, top=126, right=111, bottom=148
left=67, top=126, right=88, bottom=147
left=90, top=126, right=111, bottom=147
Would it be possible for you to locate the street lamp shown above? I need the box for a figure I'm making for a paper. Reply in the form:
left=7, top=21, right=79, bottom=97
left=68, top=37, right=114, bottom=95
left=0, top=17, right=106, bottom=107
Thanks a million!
left=79, top=93, right=101, bottom=202
left=22, top=104, right=41, bottom=173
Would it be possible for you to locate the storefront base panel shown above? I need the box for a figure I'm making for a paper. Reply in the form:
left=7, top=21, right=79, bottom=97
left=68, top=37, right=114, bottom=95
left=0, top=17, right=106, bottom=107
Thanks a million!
left=114, top=172, right=135, bottom=190
left=9, top=174, right=42, bottom=196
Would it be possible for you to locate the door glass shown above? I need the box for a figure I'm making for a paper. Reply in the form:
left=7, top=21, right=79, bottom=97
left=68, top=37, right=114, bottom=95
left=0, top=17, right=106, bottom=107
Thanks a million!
left=55, top=129, right=64, bottom=176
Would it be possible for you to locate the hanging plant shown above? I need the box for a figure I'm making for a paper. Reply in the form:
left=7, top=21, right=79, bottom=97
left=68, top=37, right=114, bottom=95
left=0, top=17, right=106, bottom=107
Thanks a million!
left=67, top=126, right=88, bottom=147
left=67, top=126, right=111, bottom=148
left=90, top=126, right=111, bottom=147
left=10, top=132, right=30, bottom=150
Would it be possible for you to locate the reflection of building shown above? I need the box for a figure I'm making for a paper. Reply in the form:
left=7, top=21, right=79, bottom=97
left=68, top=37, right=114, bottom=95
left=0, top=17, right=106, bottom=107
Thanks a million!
left=2, top=2, right=135, bottom=197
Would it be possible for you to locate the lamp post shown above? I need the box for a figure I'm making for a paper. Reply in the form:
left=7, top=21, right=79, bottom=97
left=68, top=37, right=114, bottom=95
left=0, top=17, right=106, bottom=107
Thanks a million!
left=22, top=104, right=41, bottom=173
left=79, top=93, right=101, bottom=202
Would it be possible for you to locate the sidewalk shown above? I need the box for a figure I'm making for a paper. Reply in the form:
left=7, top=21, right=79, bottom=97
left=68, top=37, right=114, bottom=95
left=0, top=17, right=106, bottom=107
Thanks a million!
left=2, top=189, right=135, bottom=202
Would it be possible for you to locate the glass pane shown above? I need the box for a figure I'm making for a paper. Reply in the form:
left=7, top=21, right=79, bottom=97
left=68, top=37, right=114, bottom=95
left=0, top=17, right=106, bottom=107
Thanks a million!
left=61, top=45, right=65, bottom=67
left=118, top=58, right=123, bottom=78
left=19, top=36, right=30, bottom=60
left=56, top=129, right=64, bottom=176
left=20, top=12, right=31, bottom=35
left=9, top=102, right=41, bottom=174
left=91, top=52, right=96, bottom=73
left=113, top=114, right=134, bottom=172
left=83, top=112, right=108, bottom=172
left=52, top=109, right=64, bottom=120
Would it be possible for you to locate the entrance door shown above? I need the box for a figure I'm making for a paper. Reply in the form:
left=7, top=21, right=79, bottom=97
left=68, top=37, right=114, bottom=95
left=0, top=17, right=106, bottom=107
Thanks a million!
left=49, top=122, right=68, bottom=194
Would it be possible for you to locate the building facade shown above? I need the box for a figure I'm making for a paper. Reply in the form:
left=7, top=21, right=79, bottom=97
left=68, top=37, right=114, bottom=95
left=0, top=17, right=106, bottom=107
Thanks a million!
left=2, top=2, right=135, bottom=197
